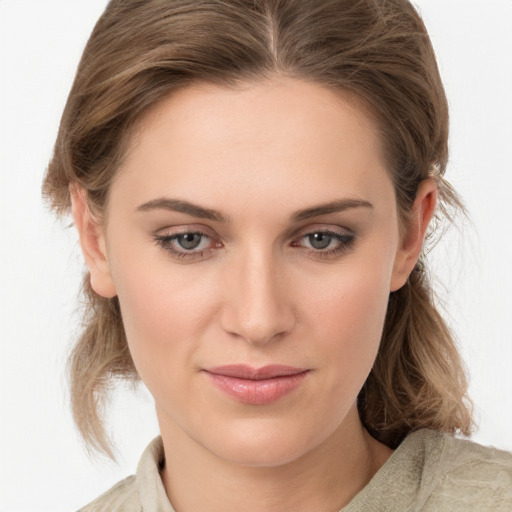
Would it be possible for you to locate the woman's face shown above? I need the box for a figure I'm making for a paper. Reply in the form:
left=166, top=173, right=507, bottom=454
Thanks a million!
left=91, top=78, right=421, bottom=466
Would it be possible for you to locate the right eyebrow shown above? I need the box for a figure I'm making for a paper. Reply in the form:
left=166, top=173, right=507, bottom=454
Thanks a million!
left=136, top=198, right=228, bottom=222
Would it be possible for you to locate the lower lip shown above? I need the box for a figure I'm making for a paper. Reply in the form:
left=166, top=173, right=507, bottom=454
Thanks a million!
left=204, top=371, right=309, bottom=405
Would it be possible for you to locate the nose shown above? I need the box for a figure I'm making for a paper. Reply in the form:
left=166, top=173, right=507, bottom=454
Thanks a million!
left=220, top=247, right=296, bottom=346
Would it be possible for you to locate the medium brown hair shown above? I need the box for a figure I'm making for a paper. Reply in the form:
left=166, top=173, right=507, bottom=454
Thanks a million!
left=43, top=0, right=473, bottom=457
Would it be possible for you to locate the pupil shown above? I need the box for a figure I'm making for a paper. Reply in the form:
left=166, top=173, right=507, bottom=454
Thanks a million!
left=309, top=233, right=332, bottom=250
left=178, top=233, right=201, bottom=250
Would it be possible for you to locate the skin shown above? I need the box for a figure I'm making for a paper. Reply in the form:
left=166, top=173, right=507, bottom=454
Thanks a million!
left=72, top=77, right=436, bottom=511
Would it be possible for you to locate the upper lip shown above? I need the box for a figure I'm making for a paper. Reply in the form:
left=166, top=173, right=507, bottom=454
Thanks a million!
left=204, top=365, right=309, bottom=380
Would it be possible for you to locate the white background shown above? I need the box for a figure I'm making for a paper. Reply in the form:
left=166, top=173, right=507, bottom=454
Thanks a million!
left=1, top=1, right=511, bottom=510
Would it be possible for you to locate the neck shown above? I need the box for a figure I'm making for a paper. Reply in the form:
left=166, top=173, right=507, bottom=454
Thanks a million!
left=158, top=406, right=393, bottom=512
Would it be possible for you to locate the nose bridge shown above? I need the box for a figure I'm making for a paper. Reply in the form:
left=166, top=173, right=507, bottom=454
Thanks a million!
left=221, top=242, right=294, bottom=345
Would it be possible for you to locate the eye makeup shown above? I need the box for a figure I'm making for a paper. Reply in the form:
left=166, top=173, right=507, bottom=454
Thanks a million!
left=153, top=224, right=357, bottom=262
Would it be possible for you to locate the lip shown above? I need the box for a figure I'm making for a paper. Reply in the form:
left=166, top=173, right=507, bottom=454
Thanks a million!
left=203, top=365, right=310, bottom=405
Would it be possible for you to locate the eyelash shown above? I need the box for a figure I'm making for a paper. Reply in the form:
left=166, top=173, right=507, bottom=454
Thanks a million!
left=154, top=231, right=218, bottom=261
left=292, top=230, right=356, bottom=259
left=154, top=229, right=356, bottom=261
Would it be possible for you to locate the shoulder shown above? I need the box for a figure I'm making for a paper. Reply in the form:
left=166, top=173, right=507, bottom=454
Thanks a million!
left=77, top=475, right=140, bottom=512
left=417, top=430, right=512, bottom=511
left=77, top=436, right=169, bottom=512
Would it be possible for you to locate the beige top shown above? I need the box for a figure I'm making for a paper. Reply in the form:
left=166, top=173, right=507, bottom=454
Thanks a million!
left=78, top=429, right=512, bottom=511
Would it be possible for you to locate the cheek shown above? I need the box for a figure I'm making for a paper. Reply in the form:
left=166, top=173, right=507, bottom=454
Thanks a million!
left=110, top=251, right=219, bottom=383
left=327, top=277, right=388, bottom=352
left=300, top=255, right=393, bottom=386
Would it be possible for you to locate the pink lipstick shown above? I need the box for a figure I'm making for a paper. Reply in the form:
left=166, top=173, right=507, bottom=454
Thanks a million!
left=203, top=365, right=309, bottom=405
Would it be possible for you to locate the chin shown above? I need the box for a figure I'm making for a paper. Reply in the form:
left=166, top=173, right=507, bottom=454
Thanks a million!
left=211, top=440, right=310, bottom=468
left=198, top=416, right=329, bottom=468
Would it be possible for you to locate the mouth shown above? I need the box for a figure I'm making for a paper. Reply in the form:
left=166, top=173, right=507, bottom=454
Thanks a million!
left=202, top=365, right=310, bottom=405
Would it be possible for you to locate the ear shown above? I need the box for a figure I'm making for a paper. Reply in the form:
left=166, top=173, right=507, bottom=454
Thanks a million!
left=390, top=179, right=437, bottom=292
left=70, top=185, right=117, bottom=298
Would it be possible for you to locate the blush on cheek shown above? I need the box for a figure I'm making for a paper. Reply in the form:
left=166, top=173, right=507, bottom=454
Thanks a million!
left=317, top=271, right=390, bottom=367
left=113, top=263, right=216, bottom=377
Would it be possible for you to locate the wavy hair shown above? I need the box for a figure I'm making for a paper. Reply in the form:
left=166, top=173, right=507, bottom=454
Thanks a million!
left=43, top=0, right=473, bottom=457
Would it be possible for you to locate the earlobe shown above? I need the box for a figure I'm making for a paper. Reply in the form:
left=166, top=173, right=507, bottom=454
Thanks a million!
left=390, top=179, right=438, bottom=292
left=70, top=185, right=117, bottom=298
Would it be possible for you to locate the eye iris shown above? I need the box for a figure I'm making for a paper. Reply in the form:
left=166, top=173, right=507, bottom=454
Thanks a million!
left=177, top=233, right=202, bottom=250
left=309, top=233, right=332, bottom=250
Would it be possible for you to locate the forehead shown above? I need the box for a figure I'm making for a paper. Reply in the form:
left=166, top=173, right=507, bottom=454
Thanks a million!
left=112, top=77, right=393, bottom=216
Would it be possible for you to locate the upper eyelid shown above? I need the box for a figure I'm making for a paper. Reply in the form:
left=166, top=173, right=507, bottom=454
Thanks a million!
left=154, top=223, right=355, bottom=242
left=295, top=229, right=355, bottom=246
left=292, top=224, right=355, bottom=239
left=155, top=224, right=353, bottom=236
left=156, top=231, right=214, bottom=246
left=154, top=224, right=216, bottom=237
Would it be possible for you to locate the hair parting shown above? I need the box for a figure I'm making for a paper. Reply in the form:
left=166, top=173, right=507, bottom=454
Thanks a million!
left=44, top=0, right=473, bottom=457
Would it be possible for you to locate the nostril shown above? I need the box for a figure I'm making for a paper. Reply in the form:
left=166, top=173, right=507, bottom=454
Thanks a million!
left=220, top=296, right=295, bottom=345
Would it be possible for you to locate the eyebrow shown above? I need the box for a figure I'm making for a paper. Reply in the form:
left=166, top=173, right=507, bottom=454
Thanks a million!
left=137, top=198, right=228, bottom=222
left=291, top=198, right=373, bottom=221
left=136, top=197, right=373, bottom=222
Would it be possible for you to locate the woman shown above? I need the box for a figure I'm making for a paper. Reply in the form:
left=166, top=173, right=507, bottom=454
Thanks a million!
left=42, top=0, right=512, bottom=510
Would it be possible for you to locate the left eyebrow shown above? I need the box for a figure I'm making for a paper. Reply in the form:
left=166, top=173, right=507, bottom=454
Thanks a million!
left=291, top=198, right=374, bottom=221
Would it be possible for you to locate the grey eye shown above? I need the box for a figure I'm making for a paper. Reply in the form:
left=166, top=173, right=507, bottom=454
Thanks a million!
left=177, top=233, right=203, bottom=250
left=307, top=233, right=333, bottom=250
